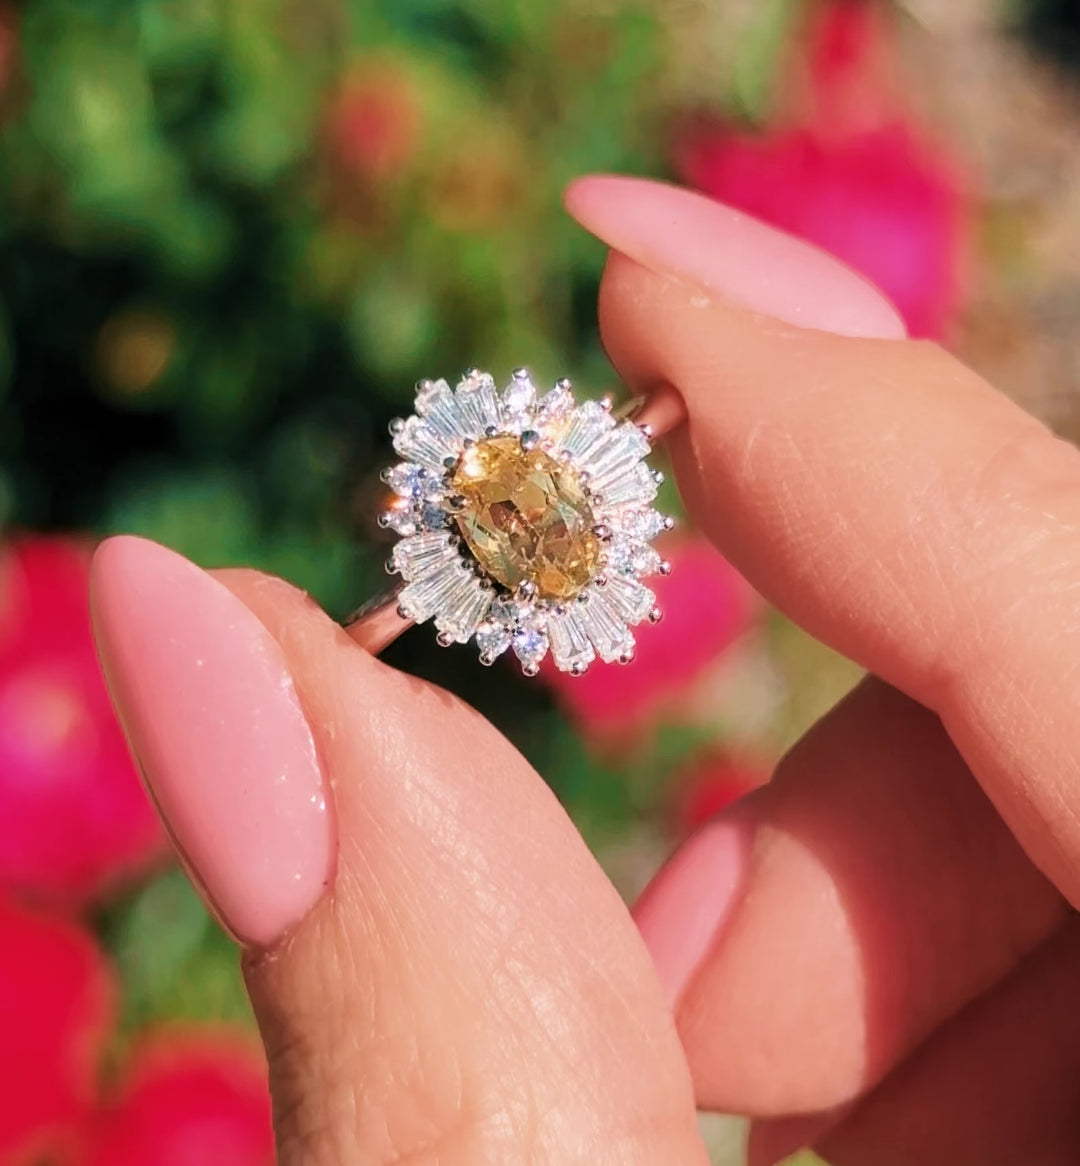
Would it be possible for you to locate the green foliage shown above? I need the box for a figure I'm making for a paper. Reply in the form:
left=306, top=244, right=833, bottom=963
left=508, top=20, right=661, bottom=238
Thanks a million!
left=0, top=0, right=670, bottom=827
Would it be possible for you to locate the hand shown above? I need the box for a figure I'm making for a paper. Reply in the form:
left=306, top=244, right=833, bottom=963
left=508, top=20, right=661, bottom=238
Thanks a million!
left=89, top=176, right=1080, bottom=1166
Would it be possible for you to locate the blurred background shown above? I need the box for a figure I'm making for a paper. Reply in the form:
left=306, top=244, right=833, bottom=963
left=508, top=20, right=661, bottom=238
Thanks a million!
left=0, top=0, right=1077, bottom=1162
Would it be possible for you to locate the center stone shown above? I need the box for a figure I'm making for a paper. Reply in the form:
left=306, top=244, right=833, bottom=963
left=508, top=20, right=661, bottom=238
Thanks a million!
left=450, top=435, right=600, bottom=599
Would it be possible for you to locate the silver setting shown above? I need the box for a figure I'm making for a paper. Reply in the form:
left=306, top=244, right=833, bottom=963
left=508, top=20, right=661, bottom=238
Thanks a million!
left=378, top=368, right=673, bottom=675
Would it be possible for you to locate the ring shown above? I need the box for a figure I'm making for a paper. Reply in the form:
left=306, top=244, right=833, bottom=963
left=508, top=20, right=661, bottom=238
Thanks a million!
left=346, top=369, right=675, bottom=675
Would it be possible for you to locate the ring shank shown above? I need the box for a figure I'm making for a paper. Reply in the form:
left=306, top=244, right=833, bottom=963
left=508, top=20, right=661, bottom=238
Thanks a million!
left=344, top=584, right=415, bottom=654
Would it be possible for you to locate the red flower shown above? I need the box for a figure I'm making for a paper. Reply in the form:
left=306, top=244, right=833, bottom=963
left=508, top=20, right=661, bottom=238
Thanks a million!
left=0, top=896, right=114, bottom=1165
left=324, top=64, right=421, bottom=185
left=86, top=1034, right=274, bottom=1166
left=0, top=537, right=165, bottom=906
left=672, top=754, right=768, bottom=837
left=675, top=0, right=968, bottom=339
left=543, top=537, right=760, bottom=738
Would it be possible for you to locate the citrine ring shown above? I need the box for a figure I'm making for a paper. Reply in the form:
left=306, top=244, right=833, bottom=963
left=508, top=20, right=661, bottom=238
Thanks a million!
left=346, top=369, right=674, bottom=675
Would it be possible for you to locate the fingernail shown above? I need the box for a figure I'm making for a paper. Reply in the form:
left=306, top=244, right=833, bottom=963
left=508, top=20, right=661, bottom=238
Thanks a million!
left=90, top=536, right=333, bottom=947
left=565, top=174, right=907, bottom=340
left=633, top=814, right=752, bottom=1007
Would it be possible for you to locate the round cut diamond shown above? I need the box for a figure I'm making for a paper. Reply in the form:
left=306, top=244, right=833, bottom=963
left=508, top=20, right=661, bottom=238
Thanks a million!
left=450, top=436, right=600, bottom=600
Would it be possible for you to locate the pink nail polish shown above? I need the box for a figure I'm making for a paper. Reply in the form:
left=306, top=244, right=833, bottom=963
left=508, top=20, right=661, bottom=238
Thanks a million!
left=633, top=815, right=752, bottom=1007
left=90, top=536, right=333, bottom=947
left=565, top=174, right=907, bottom=340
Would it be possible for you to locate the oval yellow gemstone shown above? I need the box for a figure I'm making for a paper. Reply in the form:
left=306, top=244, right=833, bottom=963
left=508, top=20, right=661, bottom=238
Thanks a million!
left=450, top=436, right=600, bottom=600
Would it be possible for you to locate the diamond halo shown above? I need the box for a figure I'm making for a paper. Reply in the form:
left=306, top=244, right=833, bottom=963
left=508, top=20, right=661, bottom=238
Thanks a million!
left=378, top=368, right=672, bottom=675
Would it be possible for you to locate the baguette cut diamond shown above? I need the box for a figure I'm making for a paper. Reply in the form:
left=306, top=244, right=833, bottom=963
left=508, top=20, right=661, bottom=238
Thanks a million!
left=450, top=436, right=600, bottom=600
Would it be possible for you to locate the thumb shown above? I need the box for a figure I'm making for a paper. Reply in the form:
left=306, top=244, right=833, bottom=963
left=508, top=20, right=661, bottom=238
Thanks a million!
left=89, top=536, right=706, bottom=1166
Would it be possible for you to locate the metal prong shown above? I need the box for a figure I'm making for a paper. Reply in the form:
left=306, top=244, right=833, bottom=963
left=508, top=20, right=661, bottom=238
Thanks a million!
left=556, top=377, right=572, bottom=391
left=618, top=648, right=636, bottom=665
left=443, top=455, right=459, bottom=470
left=463, top=436, right=476, bottom=449
left=570, top=661, right=589, bottom=676
left=436, top=630, right=455, bottom=647
left=648, top=606, right=663, bottom=624
left=396, top=603, right=413, bottom=620
left=652, top=469, right=665, bottom=486
left=593, top=574, right=608, bottom=588
left=479, top=651, right=497, bottom=666
left=520, top=429, right=541, bottom=451
left=576, top=591, right=590, bottom=605
left=415, top=378, right=434, bottom=393
left=518, top=580, right=537, bottom=600
left=384, top=558, right=397, bottom=575
left=637, top=423, right=654, bottom=441
left=376, top=512, right=393, bottom=529
left=599, top=395, right=614, bottom=413
left=465, top=366, right=481, bottom=379
left=512, top=367, right=529, bottom=380
left=658, top=560, right=672, bottom=576
left=484, top=425, right=498, bottom=438
left=589, top=492, right=604, bottom=506
left=445, top=493, right=467, bottom=512
left=379, top=466, right=394, bottom=484
left=389, top=417, right=405, bottom=435
left=662, top=515, right=676, bottom=531
left=521, top=661, right=540, bottom=677
left=592, top=523, right=612, bottom=541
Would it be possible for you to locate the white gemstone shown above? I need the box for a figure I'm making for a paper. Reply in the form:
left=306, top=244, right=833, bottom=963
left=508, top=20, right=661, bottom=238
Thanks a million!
left=455, top=371, right=501, bottom=437
left=604, top=575, right=656, bottom=625
left=606, top=539, right=662, bottom=578
left=414, top=378, right=452, bottom=416
left=399, top=560, right=472, bottom=623
left=617, top=508, right=670, bottom=543
left=512, top=624, right=549, bottom=669
left=589, top=423, right=651, bottom=491
left=502, top=371, right=537, bottom=421
left=416, top=380, right=470, bottom=441
left=475, top=618, right=512, bottom=659
left=434, top=575, right=492, bottom=643
left=536, top=384, right=574, bottom=423
left=385, top=502, right=419, bottom=536
left=391, top=531, right=457, bottom=581
left=386, top=462, right=426, bottom=498
left=547, top=607, right=596, bottom=672
left=580, top=591, right=635, bottom=662
left=596, top=461, right=658, bottom=509
left=557, top=399, right=614, bottom=458
left=393, top=415, right=458, bottom=472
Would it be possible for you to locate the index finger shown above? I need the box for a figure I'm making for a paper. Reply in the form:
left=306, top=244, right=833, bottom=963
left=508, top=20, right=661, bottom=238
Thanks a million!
left=568, top=175, right=1080, bottom=909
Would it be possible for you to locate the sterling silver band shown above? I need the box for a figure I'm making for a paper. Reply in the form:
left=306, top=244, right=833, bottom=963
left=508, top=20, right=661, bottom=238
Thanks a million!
left=345, top=584, right=413, bottom=654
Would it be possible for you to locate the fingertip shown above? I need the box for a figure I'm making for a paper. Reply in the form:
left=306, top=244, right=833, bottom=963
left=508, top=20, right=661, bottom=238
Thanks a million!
left=632, top=814, right=753, bottom=1008
left=566, top=172, right=908, bottom=340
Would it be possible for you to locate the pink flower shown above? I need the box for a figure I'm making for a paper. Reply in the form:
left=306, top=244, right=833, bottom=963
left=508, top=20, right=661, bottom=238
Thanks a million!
left=543, top=538, right=760, bottom=738
left=0, top=537, right=165, bottom=907
left=675, top=0, right=968, bottom=339
left=671, top=754, right=768, bottom=836
left=0, top=896, right=114, bottom=1165
left=86, top=1033, right=274, bottom=1166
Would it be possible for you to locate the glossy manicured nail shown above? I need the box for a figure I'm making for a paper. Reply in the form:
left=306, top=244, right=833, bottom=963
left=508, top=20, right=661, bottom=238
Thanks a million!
left=633, top=814, right=752, bottom=1007
left=90, top=536, right=333, bottom=947
left=565, top=174, right=907, bottom=340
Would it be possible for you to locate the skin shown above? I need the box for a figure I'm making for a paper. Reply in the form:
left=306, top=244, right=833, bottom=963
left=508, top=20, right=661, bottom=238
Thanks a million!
left=130, top=205, right=1080, bottom=1161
